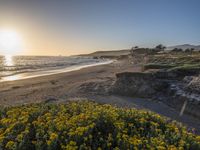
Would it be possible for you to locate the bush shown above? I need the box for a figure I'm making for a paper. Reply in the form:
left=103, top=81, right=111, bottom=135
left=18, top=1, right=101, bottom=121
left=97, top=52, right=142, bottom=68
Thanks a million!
left=0, top=101, right=200, bottom=150
left=155, top=44, right=166, bottom=51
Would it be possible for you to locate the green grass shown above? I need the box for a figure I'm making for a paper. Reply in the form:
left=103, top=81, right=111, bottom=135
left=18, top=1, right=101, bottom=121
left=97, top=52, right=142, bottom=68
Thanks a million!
left=0, top=101, right=200, bottom=150
left=168, top=64, right=200, bottom=72
left=144, top=53, right=200, bottom=73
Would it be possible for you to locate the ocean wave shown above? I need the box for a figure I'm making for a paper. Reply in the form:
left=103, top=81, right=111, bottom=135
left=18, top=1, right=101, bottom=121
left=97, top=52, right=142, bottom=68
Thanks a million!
left=0, top=55, right=107, bottom=78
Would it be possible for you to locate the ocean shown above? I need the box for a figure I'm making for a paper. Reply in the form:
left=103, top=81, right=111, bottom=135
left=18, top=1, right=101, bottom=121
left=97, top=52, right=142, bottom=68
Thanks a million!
left=0, top=55, right=112, bottom=82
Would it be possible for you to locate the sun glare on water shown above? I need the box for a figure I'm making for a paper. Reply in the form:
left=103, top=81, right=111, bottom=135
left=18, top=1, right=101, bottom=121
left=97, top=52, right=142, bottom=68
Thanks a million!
left=0, top=29, right=22, bottom=55
left=4, top=55, right=13, bottom=66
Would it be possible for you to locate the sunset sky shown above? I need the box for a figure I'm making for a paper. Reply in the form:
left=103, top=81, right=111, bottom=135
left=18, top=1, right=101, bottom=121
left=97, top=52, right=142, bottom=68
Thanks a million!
left=0, top=0, right=200, bottom=56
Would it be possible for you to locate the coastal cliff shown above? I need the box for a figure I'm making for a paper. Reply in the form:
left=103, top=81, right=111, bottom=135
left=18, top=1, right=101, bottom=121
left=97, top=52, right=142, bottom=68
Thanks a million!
left=111, top=72, right=169, bottom=98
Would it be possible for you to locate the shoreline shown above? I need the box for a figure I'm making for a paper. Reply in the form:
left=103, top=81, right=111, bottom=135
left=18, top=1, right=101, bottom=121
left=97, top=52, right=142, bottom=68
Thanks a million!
left=0, top=59, right=138, bottom=106
left=0, top=59, right=114, bottom=83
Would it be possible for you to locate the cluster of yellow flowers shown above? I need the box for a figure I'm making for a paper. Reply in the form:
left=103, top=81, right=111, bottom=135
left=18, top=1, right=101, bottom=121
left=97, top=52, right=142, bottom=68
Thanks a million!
left=0, top=101, right=200, bottom=150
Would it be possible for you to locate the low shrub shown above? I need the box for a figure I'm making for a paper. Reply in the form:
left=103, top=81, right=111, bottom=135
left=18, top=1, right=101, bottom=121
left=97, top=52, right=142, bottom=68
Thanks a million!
left=0, top=101, right=200, bottom=150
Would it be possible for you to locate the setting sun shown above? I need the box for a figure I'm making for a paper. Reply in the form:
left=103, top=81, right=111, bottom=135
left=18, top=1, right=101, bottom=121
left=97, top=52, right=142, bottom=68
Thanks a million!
left=0, top=30, right=22, bottom=55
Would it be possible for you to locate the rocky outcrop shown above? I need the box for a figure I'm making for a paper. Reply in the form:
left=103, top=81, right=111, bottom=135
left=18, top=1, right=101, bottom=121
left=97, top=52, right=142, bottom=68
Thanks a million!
left=110, top=72, right=169, bottom=97
left=111, top=72, right=200, bottom=119
left=186, top=75, right=200, bottom=94
left=160, top=75, right=200, bottom=118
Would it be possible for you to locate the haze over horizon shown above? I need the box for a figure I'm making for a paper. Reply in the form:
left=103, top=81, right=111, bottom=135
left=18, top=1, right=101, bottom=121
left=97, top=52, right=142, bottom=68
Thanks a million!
left=0, top=0, right=200, bottom=56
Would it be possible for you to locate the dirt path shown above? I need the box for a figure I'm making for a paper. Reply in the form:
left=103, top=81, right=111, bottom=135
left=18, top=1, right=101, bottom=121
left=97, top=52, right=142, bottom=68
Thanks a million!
left=85, top=95, right=200, bottom=134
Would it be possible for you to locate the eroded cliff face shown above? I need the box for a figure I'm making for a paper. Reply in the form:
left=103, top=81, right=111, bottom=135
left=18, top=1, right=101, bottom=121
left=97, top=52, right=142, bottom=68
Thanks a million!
left=110, top=72, right=169, bottom=98
left=110, top=71, right=200, bottom=118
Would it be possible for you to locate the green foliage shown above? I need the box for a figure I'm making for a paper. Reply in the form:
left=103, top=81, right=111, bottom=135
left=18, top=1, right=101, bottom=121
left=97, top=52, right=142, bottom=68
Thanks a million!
left=145, top=53, right=200, bottom=73
left=168, top=64, right=200, bottom=72
left=0, top=101, right=200, bottom=150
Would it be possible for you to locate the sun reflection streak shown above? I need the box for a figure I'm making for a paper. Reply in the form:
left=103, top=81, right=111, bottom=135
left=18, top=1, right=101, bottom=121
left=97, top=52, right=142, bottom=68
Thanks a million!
left=0, top=55, right=19, bottom=81
left=1, top=74, right=23, bottom=81
left=4, top=55, right=14, bottom=66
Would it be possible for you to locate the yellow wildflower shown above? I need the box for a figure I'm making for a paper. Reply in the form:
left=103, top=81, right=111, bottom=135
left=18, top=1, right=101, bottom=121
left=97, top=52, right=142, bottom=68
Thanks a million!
left=5, top=141, right=15, bottom=149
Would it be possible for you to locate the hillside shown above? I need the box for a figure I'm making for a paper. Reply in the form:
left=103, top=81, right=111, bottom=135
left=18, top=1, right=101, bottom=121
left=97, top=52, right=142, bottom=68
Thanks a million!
left=81, top=49, right=130, bottom=58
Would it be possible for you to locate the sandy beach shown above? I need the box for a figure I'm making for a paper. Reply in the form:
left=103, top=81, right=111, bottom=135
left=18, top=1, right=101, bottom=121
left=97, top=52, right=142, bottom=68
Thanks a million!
left=0, top=59, right=200, bottom=134
left=0, top=59, right=136, bottom=105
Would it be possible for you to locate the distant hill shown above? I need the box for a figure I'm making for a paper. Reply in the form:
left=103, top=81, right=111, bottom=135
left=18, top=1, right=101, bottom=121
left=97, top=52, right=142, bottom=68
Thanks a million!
left=79, top=44, right=200, bottom=58
left=166, top=44, right=200, bottom=51
left=81, top=49, right=130, bottom=57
